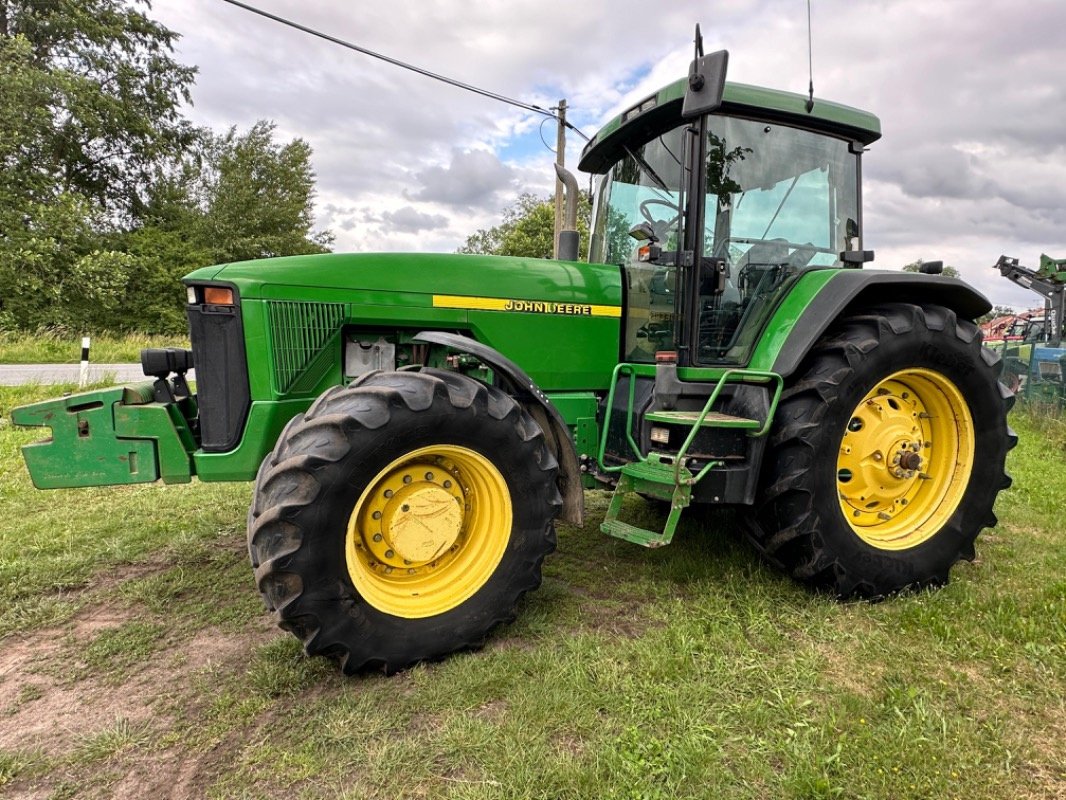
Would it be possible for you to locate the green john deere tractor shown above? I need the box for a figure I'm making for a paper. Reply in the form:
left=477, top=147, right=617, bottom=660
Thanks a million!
left=13, top=49, right=1015, bottom=674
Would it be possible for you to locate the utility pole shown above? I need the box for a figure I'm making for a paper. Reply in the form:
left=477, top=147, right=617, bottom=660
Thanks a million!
left=552, top=99, right=567, bottom=260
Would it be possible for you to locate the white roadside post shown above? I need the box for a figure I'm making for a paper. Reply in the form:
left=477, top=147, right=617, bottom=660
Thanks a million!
left=78, top=336, right=90, bottom=389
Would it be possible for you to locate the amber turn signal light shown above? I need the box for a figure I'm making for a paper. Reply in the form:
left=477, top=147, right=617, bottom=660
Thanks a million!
left=203, top=286, right=234, bottom=305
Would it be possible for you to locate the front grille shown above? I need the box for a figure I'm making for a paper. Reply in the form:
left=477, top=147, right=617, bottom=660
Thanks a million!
left=187, top=301, right=250, bottom=452
left=267, top=301, right=346, bottom=393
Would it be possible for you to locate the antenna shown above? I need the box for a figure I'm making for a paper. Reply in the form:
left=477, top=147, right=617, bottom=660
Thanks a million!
left=805, top=0, right=815, bottom=112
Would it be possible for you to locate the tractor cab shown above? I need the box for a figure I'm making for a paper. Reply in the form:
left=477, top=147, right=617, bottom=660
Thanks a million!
left=580, top=55, right=880, bottom=369
left=578, top=51, right=884, bottom=546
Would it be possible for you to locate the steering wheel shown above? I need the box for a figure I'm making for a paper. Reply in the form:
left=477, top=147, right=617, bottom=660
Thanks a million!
left=639, top=198, right=682, bottom=235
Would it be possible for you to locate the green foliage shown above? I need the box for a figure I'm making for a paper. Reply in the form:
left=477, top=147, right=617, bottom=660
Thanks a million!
left=0, top=0, right=196, bottom=220
left=0, top=330, right=188, bottom=363
left=459, top=192, right=592, bottom=260
left=901, top=259, right=961, bottom=279
left=0, top=192, right=104, bottom=330
left=0, top=4, right=332, bottom=335
left=197, top=121, right=334, bottom=263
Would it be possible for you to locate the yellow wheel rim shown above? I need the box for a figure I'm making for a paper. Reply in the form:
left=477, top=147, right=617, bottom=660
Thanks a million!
left=345, top=445, right=511, bottom=618
left=837, top=369, right=974, bottom=550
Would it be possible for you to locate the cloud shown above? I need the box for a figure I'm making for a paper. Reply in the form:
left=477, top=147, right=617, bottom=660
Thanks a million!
left=406, top=149, right=517, bottom=210
left=378, top=206, right=450, bottom=234
left=150, top=0, right=1066, bottom=306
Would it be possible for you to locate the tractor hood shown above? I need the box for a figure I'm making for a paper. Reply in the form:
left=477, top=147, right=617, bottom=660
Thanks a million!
left=183, top=251, right=625, bottom=399
left=184, top=251, right=623, bottom=309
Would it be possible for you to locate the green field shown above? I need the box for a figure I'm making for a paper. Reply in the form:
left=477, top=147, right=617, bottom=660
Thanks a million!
left=0, top=384, right=1062, bottom=799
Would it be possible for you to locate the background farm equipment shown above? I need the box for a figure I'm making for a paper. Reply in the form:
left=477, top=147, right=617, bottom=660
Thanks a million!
left=986, top=255, right=1066, bottom=407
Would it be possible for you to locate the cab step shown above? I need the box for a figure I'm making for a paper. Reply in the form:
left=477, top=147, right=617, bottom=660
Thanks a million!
left=644, top=409, right=759, bottom=429
left=600, top=454, right=693, bottom=548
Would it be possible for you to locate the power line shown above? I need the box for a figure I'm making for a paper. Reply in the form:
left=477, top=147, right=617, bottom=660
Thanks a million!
left=219, top=0, right=589, bottom=141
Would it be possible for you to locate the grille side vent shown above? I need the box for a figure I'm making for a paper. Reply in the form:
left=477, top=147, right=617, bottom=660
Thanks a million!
left=267, top=300, right=346, bottom=393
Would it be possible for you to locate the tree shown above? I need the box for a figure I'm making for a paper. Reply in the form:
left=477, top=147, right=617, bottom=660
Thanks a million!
left=0, top=0, right=196, bottom=221
left=901, top=259, right=961, bottom=279
left=0, top=0, right=197, bottom=331
left=460, top=193, right=592, bottom=261
left=107, top=121, right=334, bottom=332
left=0, top=4, right=332, bottom=334
left=197, top=121, right=333, bottom=263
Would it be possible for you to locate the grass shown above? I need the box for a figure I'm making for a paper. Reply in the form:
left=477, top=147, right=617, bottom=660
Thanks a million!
left=0, top=330, right=188, bottom=364
left=0, top=383, right=1063, bottom=799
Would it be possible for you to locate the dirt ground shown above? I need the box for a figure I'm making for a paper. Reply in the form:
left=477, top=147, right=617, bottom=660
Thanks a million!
left=0, top=562, right=279, bottom=799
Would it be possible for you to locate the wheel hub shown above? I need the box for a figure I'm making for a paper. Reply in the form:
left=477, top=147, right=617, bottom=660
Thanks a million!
left=360, top=460, right=467, bottom=573
left=382, top=484, right=463, bottom=564
left=838, top=391, right=927, bottom=521
left=899, top=452, right=925, bottom=475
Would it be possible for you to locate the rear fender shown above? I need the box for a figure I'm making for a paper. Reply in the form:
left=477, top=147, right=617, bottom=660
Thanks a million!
left=769, top=271, right=992, bottom=378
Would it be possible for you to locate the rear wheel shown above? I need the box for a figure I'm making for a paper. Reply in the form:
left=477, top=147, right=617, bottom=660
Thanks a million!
left=248, top=368, right=560, bottom=673
left=746, top=303, right=1016, bottom=598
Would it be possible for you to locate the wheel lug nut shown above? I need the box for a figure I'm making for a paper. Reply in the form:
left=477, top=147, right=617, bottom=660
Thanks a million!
left=384, top=489, right=393, bottom=498
left=372, top=511, right=381, bottom=520
left=385, top=549, right=395, bottom=558
left=443, top=480, right=452, bottom=489
left=373, top=533, right=383, bottom=542
left=425, top=471, right=434, bottom=480
left=403, top=475, right=412, bottom=484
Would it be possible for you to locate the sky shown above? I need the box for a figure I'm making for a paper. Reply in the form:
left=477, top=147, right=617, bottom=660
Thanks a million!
left=150, top=0, right=1066, bottom=310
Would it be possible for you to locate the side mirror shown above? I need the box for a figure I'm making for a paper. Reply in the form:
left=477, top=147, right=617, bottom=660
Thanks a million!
left=682, top=50, right=729, bottom=119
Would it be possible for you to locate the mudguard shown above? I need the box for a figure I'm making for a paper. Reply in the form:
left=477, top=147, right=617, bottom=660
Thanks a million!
left=413, top=330, right=584, bottom=527
left=770, top=271, right=992, bottom=379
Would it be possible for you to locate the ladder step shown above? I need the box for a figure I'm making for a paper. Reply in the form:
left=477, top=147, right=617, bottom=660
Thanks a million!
left=601, top=453, right=693, bottom=548
left=600, top=518, right=671, bottom=548
left=644, top=409, right=759, bottom=428
left=620, top=457, right=682, bottom=483
left=619, top=457, right=687, bottom=499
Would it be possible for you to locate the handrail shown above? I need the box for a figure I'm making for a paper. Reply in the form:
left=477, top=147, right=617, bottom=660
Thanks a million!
left=596, top=362, right=654, bottom=473
left=673, top=369, right=784, bottom=484
left=597, top=362, right=783, bottom=483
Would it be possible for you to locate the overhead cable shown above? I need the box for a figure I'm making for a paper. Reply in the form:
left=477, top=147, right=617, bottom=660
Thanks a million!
left=220, top=0, right=589, bottom=141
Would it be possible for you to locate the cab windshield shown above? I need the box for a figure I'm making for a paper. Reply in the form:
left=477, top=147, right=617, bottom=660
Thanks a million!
left=590, top=116, right=860, bottom=365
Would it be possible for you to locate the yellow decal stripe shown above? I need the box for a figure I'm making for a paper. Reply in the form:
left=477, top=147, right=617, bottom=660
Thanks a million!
left=433, top=294, right=621, bottom=318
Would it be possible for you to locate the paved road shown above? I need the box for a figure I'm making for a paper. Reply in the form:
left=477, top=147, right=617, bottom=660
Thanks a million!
left=0, top=364, right=196, bottom=386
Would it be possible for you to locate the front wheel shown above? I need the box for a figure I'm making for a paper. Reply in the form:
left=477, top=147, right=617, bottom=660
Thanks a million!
left=247, top=368, right=560, bottom=673
left=745, top=303, right=1016, bottom=598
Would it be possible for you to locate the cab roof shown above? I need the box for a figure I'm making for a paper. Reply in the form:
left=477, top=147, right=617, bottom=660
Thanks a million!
left=578, top=78, right=882, bottom=174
